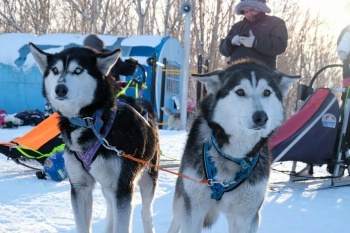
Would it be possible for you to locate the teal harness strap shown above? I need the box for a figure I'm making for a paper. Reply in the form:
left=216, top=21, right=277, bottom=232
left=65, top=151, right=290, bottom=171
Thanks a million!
left=203, top=133, right=260, bottom=201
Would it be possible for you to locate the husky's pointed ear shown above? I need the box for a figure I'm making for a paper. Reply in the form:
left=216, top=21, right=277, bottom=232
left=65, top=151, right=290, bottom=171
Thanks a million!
left=192, top=69, right=223, bottom=94
left=274, top=71, right=300, bottom=96
left=97, top=49, right=121, bottom=75
left=29, top=43, right=50, bottom=74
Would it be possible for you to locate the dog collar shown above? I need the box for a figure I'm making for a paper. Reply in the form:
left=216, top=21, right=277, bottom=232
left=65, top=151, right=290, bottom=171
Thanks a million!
left=203, top=133, right=260, bottom=201
left=69, top=108, right=116, bottom=171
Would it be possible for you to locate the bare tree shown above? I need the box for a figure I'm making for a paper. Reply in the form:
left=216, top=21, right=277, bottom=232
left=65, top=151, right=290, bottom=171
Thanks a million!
left=163, top=0, right=173, bottom=35
left=0, top=0, right=24, bottom=32
left=132, top=0, right=151, bottom=35
left=24, top=0, right=51, bottom=34
left=273, top=1, right=341, bottom=116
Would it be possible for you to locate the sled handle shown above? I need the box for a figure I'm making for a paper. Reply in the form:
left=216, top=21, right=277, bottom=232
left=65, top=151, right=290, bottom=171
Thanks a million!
left=309, top=64, right=343, bottom=88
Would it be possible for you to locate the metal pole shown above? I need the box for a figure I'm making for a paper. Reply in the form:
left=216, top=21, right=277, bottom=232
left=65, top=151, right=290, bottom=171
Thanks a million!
left=159, top=58, right=167, bottom=129
left=332, top=90, right=350, bottom=182
left=180, top=1, right=192, bottom=130
left=196, top=55, right=203, bottom=104
left=151, top=53, right=157, bottom=109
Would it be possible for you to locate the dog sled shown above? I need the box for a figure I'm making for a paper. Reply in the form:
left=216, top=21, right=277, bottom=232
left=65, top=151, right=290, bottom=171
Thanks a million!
left=269, top=64, right=350, bottom=186
left=0, top=112, right=68, bottom=181
left=0, top=112, right=64, bottom=169
left=116, top=58, right=148, bottom=99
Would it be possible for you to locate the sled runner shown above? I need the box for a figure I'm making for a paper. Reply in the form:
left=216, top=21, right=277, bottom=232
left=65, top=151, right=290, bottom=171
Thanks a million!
left=269, top=64, right=350, bottom=186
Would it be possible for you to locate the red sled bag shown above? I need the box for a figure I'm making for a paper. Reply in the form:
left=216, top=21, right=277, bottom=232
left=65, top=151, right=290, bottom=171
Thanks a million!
left=269, top=88, right=340, bottom=165
left=0, top=110, right=7, bottom=127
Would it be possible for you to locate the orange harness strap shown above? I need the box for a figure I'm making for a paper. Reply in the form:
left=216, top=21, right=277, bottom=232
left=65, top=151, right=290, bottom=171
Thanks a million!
left=120, top=152, right=208, bottom=185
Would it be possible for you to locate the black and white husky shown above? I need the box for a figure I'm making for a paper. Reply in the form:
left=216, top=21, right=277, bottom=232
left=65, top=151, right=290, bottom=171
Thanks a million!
left=29, top=44, right=160, bottom=233
left=168, top=59, right=299, bottom=233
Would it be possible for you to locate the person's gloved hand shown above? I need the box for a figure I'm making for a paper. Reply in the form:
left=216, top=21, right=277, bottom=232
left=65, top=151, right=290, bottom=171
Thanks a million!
left=338, top=50, right=348, bottom=61
left=240, top=30, right=255, bottom=48
left=125, top=57, right=138, bottom=66
left=231, top=35, right=241, bottom=46
left=119, top=57, right=138, bottom=76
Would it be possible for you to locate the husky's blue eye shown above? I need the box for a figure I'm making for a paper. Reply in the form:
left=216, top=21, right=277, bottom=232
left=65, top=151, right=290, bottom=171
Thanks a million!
left=51, top=67, right=59, bottom=75
left=236, top=89, right=245, bottom=96
left=264, top=90, right=271, bottom=96
left=74, top=68, right=83, bottom=74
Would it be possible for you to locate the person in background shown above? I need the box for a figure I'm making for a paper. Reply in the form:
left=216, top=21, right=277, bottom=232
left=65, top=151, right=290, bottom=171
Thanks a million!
left=337, top=24, right=350, bottom=79
left=219, top=0, right=288, bottom=70
left=337, top=24, right=350, bottom=148
left=83, top=34, right=138, bottom=81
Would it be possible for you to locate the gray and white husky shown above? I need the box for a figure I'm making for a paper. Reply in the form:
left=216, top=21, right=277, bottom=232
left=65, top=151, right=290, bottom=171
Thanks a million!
left=161, top=107, right=195, bottom=131
left=29, top=43, right=160, bottom=233
left=168, top=59, right=299, bottom=233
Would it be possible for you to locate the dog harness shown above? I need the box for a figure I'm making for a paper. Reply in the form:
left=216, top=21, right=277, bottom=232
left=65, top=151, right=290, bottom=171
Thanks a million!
left=69, top=107, right=117, bottom=171
left=203, top=133, right=260, bottom=201
left=68, top=100, right=149, bottom=171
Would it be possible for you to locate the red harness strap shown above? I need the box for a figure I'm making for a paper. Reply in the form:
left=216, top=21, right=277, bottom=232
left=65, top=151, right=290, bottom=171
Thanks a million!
left=343, top=77, right=350, bottom=87
left=120, top=152, right=208, bottom=185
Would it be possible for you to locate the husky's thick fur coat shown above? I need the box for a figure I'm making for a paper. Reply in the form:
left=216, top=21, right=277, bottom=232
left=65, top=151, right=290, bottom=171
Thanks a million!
left=168, top=59, right=299, bottom=233
left=29, top=44, right=160, bottom=233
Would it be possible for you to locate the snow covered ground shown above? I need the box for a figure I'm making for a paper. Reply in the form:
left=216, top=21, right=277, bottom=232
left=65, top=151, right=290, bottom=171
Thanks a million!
left=0, top=127, right=349, bottom=233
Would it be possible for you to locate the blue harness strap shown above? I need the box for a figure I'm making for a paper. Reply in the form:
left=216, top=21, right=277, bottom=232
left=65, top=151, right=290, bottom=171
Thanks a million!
left=203, top=133, right=260, bottom=201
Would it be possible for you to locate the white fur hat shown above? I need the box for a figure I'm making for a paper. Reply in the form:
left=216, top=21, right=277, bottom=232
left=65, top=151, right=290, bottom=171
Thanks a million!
left=234, top=0, right=271, bottom=15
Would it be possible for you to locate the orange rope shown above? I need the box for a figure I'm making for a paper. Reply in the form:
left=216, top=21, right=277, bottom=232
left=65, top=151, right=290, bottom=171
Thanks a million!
left=121, top=152, right=208, bottom=185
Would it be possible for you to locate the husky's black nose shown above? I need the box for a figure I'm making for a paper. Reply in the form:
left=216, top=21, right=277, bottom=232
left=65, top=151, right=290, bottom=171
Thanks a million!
left=55, top=84, right=68, bottom=97
left=253, top=111, right=268, bottom=126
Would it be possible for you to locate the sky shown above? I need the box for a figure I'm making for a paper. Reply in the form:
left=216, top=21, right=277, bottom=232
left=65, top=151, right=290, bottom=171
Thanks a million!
left=0, top=126, right=350, bottom=233
left=294, top=0, right=350, bottom=36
